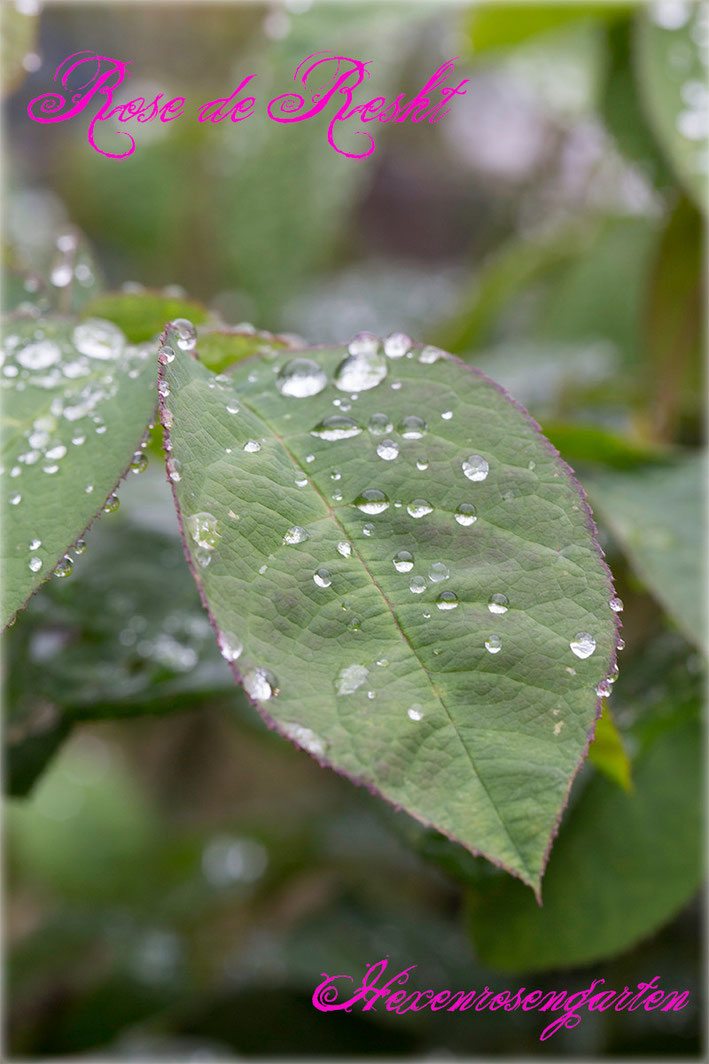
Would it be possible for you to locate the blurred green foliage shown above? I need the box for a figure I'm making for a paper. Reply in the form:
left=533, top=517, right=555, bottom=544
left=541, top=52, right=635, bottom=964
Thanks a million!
left=3, top=0, right=705, bottom=1057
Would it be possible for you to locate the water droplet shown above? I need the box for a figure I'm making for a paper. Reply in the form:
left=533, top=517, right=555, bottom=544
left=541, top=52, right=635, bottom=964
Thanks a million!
left=407, top=499, right=432, bottom=518
left=355, top=489, right=389, bottom=515
left=488, top=593, right=509, bottom=614
left=596, top=679, right=612, bottom=698
left=455, top=503, right=477, bottom=526
left=337, top=540, right=352, bottom=558
left=416, top=459, right=429, bottom=471
left=158, top=378, right=171, bottom=398
left=393, top=550, right=414, bottom=572
left=103, top=494, right=120, bottom=514
left=335, top=337, right=387, bottom=392
left=463, top=454, right=489, bottom=482
left=171, top=318, right=197, bottom=351
left=310, top=415, right=361, bottom=440
left=185, top=511, right=220, bottom=550
left=617, top=638, right=625, bottom=651
left=244, top=440, right=261, bottom=453
left=410, top=575, right=427, bottom=594
left=407, top=705, right=424, bottom=721
left=305, top=454, right=315, bottom=463
left=336, top=663, right=369, bottom=695
left=283, top=525, right=309, bottom=545
left=226, top=402, right=239, bottom=415
left=73, top=319, right=124, bottom=360
left=294, top=474, right=307, bottom=487
left=29, top=538, right=41, bottom=551
left=244, top=667, right=278, bottom=701
left=9, top=492, right=21, bottom=505
left=330, top=470, right=341, bottom=481
left=282, top=722, right=326, bottom=755
left=441, top=410, right=453, bottom=421
left=419, top=345, right=444, bottom=364
left=429, top=562, right=449, bottom=583
left=376, top=438, right=399, bottom=461
left=42, top=464, right=59, bottom=475
left=313, top=567, right=331, bottom=588
left=528, top=460, right=536, bottom=471
left=53, top=555, right=73, bottom=578
left=609, top=596, right=624, bottom=613
left=131, top=451, right=148, bottom=474
left=17, top=339, right=61, bottom=370
left=368, top=413, right=393, bottom=435
left=277, top=357, right=327, bottom=398
left=399, top=415, right=426, bottom=439
left=436, top=591, right=458, bottom=610
left=167, top=457, right=181, bottom=482
left=608, top=663, right=619, bottom=683
left=362, top=523, right=375, bottom=537
left=570, top=632, right=596, bottom=659
left=29, top=556, right=42, bottom=572
left=74, top=539, right=86, bottom=554
left=158, top=344, right=175, bottom=365
left=72, top=434, right=86, bottom=446
left=383, top=332, right=411, bottom=359
left=485, top=634, right=502, bottom=653
left=218, top=631, right=243, bottom=662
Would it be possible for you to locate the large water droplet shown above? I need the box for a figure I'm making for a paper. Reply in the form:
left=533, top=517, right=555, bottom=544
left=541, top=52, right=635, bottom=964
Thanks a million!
left=313, top=567, right=331, bottom=588
left=455, top=503, right=477, bottom=526
left=463, top=454, right=489, bottom=482
left=17, top=339, right=61, bottom=370
left=244, top=667, right=278, bottom=700
left=488, top=592, right=509, bottom=614
left=310, top=415, right=361, bottom=440
left=336, top=663, right=369, bottom=695
left=335, top=338, right=387, bottom=392
left=485, top=634, right=502, bottom=653
left=393, top=550, right=414, bottom=572
left=53, top=555, right=73, bottom=579
left=429, top=562, right=449, bottom=583
left=171, top=318, right=197, bottom=351
left=410, top=575, right=427, bottom=594
left=283, top=525, right=309, bottom=545
left=407, top=499, right=432, bottom=518
left=73, top=319, right=124, bottom=360
left=383, top=332, right=411, bottom=359
left=355, top=489, right=389, bottom=515
left=277, top=357, right=327, bottom=398
left=186, top=512, right=221, bottom=550
left=399, top=415, right=426, bottom=439
left=570, top=632, right=596, bottom=659
left=368, top=413, right=393, bottom=435
left=436, top=591, right=458, bottom=610
left=376, top=438, right=399, bottom=461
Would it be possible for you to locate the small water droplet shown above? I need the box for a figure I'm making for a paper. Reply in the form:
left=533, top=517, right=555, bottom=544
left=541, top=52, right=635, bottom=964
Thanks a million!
left=171, top=318, right=197, bottom=351
left=407, top=499, right=432, bottom=518
left=436, top=591, right=458, bottom=610
left=74, top=539, right=86, bottom=554
left=608, top=663, right=619, bottom=683
left=9, top=492, right=21, bottom=505
left=463, top=454, right=489, bottom=482
left=103, top=493, right=120, bottom=514
left=393, top=550, right=414, bottom=572
left=17, top=339, right=61, bottom=370
left=43, top=464, right=59, bottom=475
left=355, top=489, right=389, bottom=515
left=282, top=722, right=326, bottom=755
left=310, top=415, right=361, bottom=440
left=416, top=458, right=429, bottom=471
left=218, top=631, right=243, bottom=662
left=419, top=345, right=444, bottom=364
left=226, top=401, right=240, bottom=415
left=73, top=319, right=124, bottom=360
left=186, top=511, right=220, bottom=550
left=570, top=632, right=596, bottom=659
left=53, top=555, right=73, bottom=578
left=277, top=357, right=327, bottom=398
left=429, top=562, right=449, bottom=583
left=158, top=378, right=171, bottom=398
left=596, top=679, right=612, bottom=698
left=313, top=567, right=331, bottom=588
left=617, top=638, right=626, bottom=651
left=336, top=663, right=369, bottom=695
left=407, top=704, right=424, bottom=721
left=441, top=410, right=453, bottom=421
left=609, top=596, right=624, bottom=613
left=367, top=413, right=393, bottom=435
left=376, top=438, right=399, bottom=461
left=383, top=332, right=411, bottom=359
left=72, top=434, right=86, bottom=446
left=410, top=575, right=427, bottom=594
left=455, top=503, right=477, bottom=526
left=283, top=525, right=309, bottom=545
left=158, top=345, right=175, bottom=365
left=244, top=440, right=261, bottom=453
left=29, top=538, right=41, bottom=550
left=29, top=556, right=42, bottom=572
left=337, top=540, right=352, bottom=558
left=485, top=634, right=502, bottom=653
left=399, top=415, right=426, bottom=439
left=488, top=592, right=509, bottom=614
left=244, top=667, right=278, bottom=701
left=167, top=457, right=181, bottom=482
left=362, top=523, right=375, bottom=536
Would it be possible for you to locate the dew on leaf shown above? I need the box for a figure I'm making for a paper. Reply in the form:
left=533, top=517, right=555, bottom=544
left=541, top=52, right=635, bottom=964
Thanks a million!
left=383, top=332, right=411, bottom=359
left=244, top=667, right=278, bottom=701
left=167, top=457, right=181, bottom=482
left=171, top=318, right=197, bottom=352
left=399, top=415, right=426, bottom=439
left=441, top=410, right=453, bottom=421
left=244, top=440, right=261, bottom=453
left=393, top=550, right=414, bottom=572
left=158, top=345, right=175, bottom=365
left=407, top=704, right=424, bottom=721
left=103, top=494, right=120, bottom=514
left=29, top=538, right=41, bottom=551
left=335, top=337, right=387, bottom=392
left=488, top=592, right=509, bottom=614
left=310, top=415, right=361, bottom=440
left=277, top=357, right=327, bottom=398
left=313, top=567, right=332, bottom=588
left=355, top=489, right=389, bottom=515
left=226, top=402, right=239, bottom=415
left=596, top=679, right=612, bottom=698
left=485, top=634, right=502, bottom=653
left=74, top=539, right=86, bottom=554
left=455, top=502, right=477, bottom=526
left=28, top=556, right=42, bottom=572
left=283, top=525, right=309, bottom=545
left=72, top=319, right=124, bottom=360
left=429, top=562, right=449, bottom=583
left=407, top=499, right=433, bottom=518
left=436, top=591, right=458, bottom=610
left=185, top=512, right=220, bottom=550
left=131, top=451, right=148, bottom=474
left=463, top=454, right=489, bottom=482
left=217, top=630, right=243, bottom=662
left=281, top=722, right=326, bottom=755
left=17, top=339, right=61, bottom=370
left=609, top=596, right=624, bottom=612
left=335, top=663, right=369, bottom=695
left=416, top=459, right=429, bottom=471
left=9, top=493, right=21, bottom=505
left=367, top=413, right=393, bottom=435
left=570, top=632, right=596, bottom=659
left=53, top=555, right=73, bottom=579
left=362, top=523, right=375, bottom=536
left=419, top=345, right=444, bottom=364
left=410, top=575, right=427, bottom=594
left=337, top=540, right=352, bottom=558
left=376, top=438, right=399, bottom=461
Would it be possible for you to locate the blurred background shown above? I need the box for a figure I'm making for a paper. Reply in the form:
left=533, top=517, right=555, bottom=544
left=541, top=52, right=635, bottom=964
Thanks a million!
left=3, top=0, right=705, bottom=1058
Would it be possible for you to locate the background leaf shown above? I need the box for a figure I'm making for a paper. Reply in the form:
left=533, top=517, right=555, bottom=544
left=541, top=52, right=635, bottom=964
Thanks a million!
left=587, top=702, right=631, bottom=791
left=1, top=316, right=156, bottom=625
left=160, top=328, right=620, bottom=892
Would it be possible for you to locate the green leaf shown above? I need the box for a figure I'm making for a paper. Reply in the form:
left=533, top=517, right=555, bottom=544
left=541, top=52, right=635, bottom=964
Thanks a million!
left=195, top=328, right=293, bottom=374
left=585, top=453, right=705, bottom=648
left=1, top=316, right=157, bottom=626
left=462, top=3, right=629, bottom=55
left=635, top=5, right=709, bottom=208
left=588, top=703, right=631, bottom=791
left=80, top=291, right=209, bottom=344
left=542, top=420, right=671, bottom=471
left=467, top=716, right=702, bottom=970
left=1, top=2, right=38, bottom=95
left=160, top=328, right=620, bottom=893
